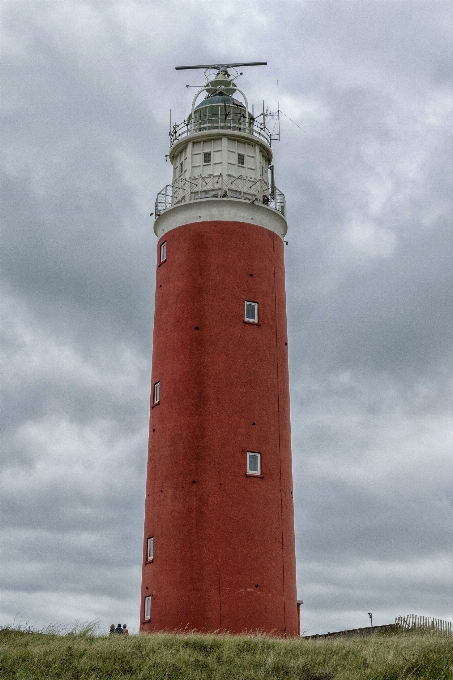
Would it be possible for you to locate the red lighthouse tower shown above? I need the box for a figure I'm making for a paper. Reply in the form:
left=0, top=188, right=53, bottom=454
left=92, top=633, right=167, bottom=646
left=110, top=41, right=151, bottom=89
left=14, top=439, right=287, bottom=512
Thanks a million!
left=140, top=64, right=299, bottom=636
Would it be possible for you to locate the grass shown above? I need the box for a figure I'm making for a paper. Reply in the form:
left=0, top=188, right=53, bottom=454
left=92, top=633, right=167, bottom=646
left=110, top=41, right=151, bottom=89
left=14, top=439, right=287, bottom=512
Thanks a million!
left=0, top=625, right=452, bottom=680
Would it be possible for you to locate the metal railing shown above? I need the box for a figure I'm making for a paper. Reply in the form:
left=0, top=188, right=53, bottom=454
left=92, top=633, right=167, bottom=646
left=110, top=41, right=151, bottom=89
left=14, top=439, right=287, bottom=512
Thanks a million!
left=155, top=173, right=285, bottom=218
left=170, top=117, right=272, bottom=147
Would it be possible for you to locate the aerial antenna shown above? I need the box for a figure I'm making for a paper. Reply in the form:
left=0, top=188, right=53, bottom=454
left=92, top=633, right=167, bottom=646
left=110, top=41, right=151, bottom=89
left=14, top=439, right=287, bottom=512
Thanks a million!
left=175, top=62, right=267, bottom=70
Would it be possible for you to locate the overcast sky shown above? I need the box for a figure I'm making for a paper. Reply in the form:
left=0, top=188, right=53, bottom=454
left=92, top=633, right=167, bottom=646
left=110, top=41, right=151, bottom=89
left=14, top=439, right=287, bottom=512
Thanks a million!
left=1, top=0, right=452, bottom=636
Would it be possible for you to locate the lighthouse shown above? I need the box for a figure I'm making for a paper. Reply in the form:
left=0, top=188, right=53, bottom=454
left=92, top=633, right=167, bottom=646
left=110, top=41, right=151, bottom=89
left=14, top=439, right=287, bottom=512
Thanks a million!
left=140, top=63, right=299, bottom=636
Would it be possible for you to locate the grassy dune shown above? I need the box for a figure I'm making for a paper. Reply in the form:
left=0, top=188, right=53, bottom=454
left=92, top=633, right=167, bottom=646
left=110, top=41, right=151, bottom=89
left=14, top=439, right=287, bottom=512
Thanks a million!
left=1, top=626, right=452, bottom=679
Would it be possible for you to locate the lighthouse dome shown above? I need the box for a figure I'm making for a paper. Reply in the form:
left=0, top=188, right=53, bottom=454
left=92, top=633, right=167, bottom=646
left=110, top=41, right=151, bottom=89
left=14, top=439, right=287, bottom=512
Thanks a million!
left=194, top=94, right=245, bottom=110
left=189, top=92, right=251, bottom=135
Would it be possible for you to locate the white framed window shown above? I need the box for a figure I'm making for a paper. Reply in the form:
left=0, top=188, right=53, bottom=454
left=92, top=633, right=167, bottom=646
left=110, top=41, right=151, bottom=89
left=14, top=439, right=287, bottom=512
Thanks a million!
left=153, top=381, right=160, bottom=404
left=247, top=452, right=261, bottom=475
left=147, top=536, right=154, bottom=561
left=245, top=301, right=258, bottom=323
left=160, top=241, right=167, bottom=263
left=203, top=151, right=211, bottom=164
left=238, top=153, right=245, bottom=166
left=144, top=595, right=151, bottom=620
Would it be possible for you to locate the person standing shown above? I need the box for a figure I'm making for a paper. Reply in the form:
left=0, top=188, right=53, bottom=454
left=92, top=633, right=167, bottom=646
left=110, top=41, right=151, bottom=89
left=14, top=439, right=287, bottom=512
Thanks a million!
left=115, top=623, right=123, bottom=634
left=109, top=624, right=115, bottom=635
left=122, top=624, right=129, bottom=635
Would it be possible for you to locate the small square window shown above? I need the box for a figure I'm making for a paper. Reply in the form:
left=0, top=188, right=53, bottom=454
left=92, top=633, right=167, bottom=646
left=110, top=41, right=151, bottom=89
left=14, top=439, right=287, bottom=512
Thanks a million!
left=238, top=153, right=245, bottom=166
left=203, top=152, right=211, bottom=164
left=144, top=595, right=151, bottom=620
left=153, top=381, right=160, bottom=404
left=147, top=536, right=154, bottom=561
left=160, top=241, right=167, bottom=263
left=247, top=452, right=261, bottom=475
left=245, top=301, right=258, bottom=323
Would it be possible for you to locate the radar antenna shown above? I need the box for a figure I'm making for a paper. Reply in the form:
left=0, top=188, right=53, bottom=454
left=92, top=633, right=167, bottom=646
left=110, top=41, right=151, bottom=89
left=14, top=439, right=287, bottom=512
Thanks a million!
left=175, top=62, right=267, bottom=71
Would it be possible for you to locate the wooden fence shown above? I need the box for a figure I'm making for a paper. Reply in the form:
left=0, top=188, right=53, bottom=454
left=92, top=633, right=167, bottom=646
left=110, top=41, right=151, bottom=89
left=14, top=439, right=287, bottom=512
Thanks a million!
left=395, top=614, right=452, bottom=635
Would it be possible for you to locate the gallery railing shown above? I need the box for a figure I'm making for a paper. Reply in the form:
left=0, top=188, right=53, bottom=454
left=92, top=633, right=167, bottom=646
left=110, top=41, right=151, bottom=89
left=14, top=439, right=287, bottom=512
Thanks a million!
left=155, top=174, right=286, bottom=218
left=170, top=117, right=272, bottom=147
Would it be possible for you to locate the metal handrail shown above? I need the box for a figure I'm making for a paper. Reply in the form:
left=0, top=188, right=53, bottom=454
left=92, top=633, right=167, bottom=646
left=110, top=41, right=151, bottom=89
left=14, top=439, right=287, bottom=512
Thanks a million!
left=155, top=173, right=285, bottom=218
left=170, top=118, right=272, bottom=147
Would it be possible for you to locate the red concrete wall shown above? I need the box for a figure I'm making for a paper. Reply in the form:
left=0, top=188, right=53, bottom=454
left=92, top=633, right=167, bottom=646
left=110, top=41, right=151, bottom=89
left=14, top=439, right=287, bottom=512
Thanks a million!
left=140, top=219, right=298, bottom=636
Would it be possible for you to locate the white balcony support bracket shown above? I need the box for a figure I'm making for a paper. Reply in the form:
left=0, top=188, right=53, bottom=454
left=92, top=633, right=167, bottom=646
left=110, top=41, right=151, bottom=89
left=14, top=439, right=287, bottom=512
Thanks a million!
left=191, top=87, right=208, bottom=133
left=234, top=87, right=249, bottom=132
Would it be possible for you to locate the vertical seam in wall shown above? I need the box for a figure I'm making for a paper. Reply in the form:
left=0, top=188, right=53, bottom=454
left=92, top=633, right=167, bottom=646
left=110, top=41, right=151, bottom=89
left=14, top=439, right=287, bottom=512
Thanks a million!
left=273, top=234, right=287, bottom=630
left=218, top=571, right=222, bottom=630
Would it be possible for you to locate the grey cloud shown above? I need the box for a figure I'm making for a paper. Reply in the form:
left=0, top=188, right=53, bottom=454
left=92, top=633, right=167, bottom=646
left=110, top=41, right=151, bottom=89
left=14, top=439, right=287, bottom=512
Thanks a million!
left=1, top=528, right=141, bottom=595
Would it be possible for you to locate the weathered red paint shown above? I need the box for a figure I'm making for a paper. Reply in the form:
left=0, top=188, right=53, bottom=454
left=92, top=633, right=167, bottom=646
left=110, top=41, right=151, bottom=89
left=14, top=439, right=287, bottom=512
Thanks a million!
left=140, top=219, right=298, bottom=635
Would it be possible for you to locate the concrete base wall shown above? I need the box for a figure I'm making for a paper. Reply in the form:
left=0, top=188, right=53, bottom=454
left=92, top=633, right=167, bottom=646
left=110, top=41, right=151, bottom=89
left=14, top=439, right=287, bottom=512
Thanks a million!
left=304, top=625, right=399, bottom=639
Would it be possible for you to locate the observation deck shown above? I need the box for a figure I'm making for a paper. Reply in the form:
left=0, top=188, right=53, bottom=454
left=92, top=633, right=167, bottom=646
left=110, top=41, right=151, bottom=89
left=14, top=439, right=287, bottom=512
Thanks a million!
left=170, top=115, right=272, bottom=147
left=155, top=173, right=285, bottom=218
